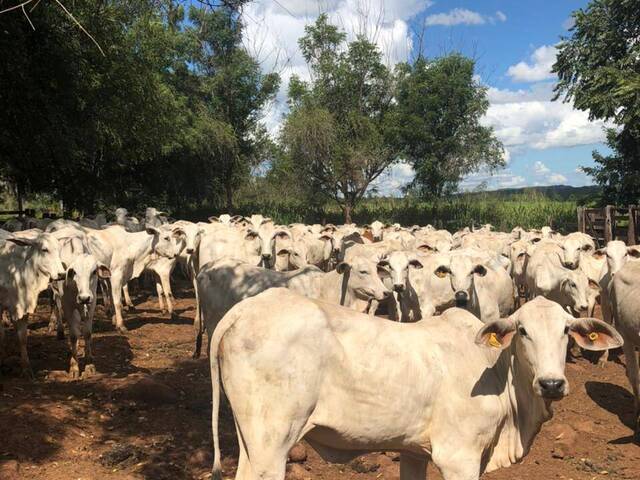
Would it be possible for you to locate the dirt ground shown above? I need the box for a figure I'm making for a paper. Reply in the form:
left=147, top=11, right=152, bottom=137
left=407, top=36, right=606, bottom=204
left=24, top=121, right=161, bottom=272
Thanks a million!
left=1, top=283, right=639, bottom=480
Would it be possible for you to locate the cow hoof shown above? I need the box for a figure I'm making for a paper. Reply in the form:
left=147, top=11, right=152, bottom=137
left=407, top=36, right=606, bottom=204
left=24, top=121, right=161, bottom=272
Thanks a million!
left=192, top=350, right=201, bottom=360
left=83, top=364, right=96, bottom=378
left=56, top=330, right=65, bottom=341
left=170, top=312, right=178, bottom=321
left=21, top=367, right=35, bottom=381
left=69, top=368, right=81, bottom=380
left=117, top=326, right=129, bottom=334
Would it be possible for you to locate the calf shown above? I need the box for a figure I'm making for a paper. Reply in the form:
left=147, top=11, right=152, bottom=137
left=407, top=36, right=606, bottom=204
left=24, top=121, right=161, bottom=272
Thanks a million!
left=0, top=232, right=67, bottom=377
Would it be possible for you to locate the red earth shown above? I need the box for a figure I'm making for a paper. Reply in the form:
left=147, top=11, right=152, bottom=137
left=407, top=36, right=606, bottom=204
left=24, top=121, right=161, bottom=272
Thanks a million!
left=0, top=283, right=639, bottom=479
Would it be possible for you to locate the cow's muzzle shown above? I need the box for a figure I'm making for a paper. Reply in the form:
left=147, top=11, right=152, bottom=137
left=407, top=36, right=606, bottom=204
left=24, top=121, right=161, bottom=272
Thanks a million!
left=455, top=291, right=468, bottom=307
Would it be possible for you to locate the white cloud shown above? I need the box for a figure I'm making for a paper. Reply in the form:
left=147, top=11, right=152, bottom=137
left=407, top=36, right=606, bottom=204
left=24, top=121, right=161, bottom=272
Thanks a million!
left=371, top=162, right=414, bottom=196
left=547, top=173, right=568, bottom=183
left=460, top=170, right=526, bottom=191
left=495, top=11, right=507, bottom=22
left=502, top=147, right=511, bottom=164
left=482, top=96, right=608, bottom=150
left=507, top=45, right=557, bottom=83
left=562, top=17, right=575, bottom=30
left=533, top=161, right=550, bottom=175
left=424, top=8, right=485, bottom=26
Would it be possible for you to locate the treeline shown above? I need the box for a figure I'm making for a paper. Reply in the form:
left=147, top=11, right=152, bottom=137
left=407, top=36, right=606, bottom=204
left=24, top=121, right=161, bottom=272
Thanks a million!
left=0, top=0, right=278, bottom=215
left=0, top=1, right=505, bottom=222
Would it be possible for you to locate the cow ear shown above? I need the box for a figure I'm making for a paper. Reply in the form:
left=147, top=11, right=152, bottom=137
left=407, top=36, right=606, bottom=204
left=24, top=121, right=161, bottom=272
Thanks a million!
left=418, top=244, right=434, bottom=252
left=244, top=230, right=258, bottom=240
left=275, top=231, right=290, bottom=240
left=475, top=318, right=517, bottom=350
left=409, top=259, right=423, bottom=269
left=208, top=216, right=220, bottom=223
left=172, top=228, right=186, bottom=238
left=276, top=248, right=291, bottom=257
left=336, top=262, right=350, bottom=274
left=6, top=236, right=37, bottom=247
left=434, top=265, right=451, bottom=278
left=588, top=278, right=600, bottom=290
left=568, top=317, right=623, bottom=351
left=319, top=235, right=332, bottom=242
left=66, top=268, right=76, bottom=283
left=97, top=265, right=111, bottom=279
left=627, top=246, right=640, bottom=258
left=145, top=226, right=160, bottom=236
left=593, top=248, right=606, bottom=259
left=377, top=259, right=390, bottom=269
left=472, top=264, right=487, bottom=276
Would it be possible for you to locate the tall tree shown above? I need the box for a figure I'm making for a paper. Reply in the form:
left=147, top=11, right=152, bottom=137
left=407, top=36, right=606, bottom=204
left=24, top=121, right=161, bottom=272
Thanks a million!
left=280, top=15, right=396, bottom=223
left=554, top=0, right=640, bottom=204
left=392, top=55, right=504, bottom=197
left=187, top=3, right=279, bottom=210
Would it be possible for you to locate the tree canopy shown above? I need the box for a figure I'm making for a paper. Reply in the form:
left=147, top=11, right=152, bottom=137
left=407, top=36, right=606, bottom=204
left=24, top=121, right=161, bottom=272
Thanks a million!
left=0, top=0, right=278, bottom=215
left=554, top=0, right=640, bottom=204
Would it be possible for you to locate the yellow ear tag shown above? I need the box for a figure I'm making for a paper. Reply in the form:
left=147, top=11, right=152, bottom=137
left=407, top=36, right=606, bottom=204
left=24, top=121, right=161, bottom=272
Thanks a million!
left=588, top=332, right=599, bottom=342
left=488, top=333, right=502, bottom=348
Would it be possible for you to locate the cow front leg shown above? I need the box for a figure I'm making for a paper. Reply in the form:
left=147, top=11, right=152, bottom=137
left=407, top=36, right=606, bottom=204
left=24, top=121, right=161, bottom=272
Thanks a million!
left=82, top=309, right=96, bottom=377
left=110, top=274, right=128, bottom=333
left=159, top=272, right=174, bottom=317
left=16, top=316, right=33, bottom=379
left=122, top=283, right=135, bottom=310
left=68, top=311, right=82, bottom=379
left=155, top=279, right=166, bottom=313
left=622, top=340, right=640, bottom=438
left=433, top=447, right=481, bottom=480
left=400, top=452, right=428, bottom=480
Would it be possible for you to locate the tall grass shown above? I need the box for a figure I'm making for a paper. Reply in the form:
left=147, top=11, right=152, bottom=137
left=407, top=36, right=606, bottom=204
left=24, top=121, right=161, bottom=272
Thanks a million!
left=235, top=192, right=578, bottom=233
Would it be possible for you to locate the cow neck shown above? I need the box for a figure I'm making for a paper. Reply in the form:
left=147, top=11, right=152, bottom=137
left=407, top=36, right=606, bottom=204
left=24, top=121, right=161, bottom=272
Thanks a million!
left=128, top=231, right=156, bottom=273
left=318, top=269, right=356, bottom=308
left=490, top=339, right=552, bottom=470
left=16, top=249, right=51, bottom=318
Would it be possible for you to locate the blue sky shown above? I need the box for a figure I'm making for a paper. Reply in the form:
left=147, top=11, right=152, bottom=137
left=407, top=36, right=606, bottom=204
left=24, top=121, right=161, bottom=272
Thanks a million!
left=242, top=0, right=609, bottom=193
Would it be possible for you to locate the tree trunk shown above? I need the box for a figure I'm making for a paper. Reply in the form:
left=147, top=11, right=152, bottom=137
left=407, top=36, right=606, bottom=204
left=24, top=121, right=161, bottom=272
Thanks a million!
left=225, top=181, right=234, bottom=212
left=16, top=181, right=24, bottom=215
left=343, top=202, right=352, bottom=224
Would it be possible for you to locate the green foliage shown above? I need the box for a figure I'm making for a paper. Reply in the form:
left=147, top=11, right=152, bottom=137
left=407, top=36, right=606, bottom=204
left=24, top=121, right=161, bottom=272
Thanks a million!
left=554, top=0, right=640, bottom=205
left=232, top=192, right=579, bottom=233
left=554, top=0, right=640, bottom=125
left=279, top=15, right=396, bottom=222
left=583, top=127, right=640, bottom=205
left=392, top=55, right=504, bottom=197
left=0, top=0, right=278, bottom=214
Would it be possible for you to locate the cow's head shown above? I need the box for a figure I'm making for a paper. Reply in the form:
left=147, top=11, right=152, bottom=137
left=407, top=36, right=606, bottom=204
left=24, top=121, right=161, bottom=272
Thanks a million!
left=377, top=251, right=423, bottom=293
left=562, top=234, right=594, bottom=269
left=336, top=255, right=390, bottom=302
left=146, top=225, right=184, bottom=259
left=66, top=254, right=111, bottom=306
left=476, top=297, right=622, bottom=400
left=434, top=255, right=486, bottom=308
left=560, top=270, right=590, bottom=315
left=7, top=232, right=67, bottom=281
left=596, top=240, right=640, bottom=276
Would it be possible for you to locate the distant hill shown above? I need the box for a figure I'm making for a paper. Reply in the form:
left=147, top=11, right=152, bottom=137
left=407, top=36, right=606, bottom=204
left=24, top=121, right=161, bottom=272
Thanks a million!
left=463, top=184, right=600, bottom=201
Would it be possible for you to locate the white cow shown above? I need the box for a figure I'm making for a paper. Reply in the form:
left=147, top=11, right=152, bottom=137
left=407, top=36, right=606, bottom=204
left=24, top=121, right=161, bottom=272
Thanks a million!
left=210, top=291, right=621, bottom=480
left=377, top=251, right=423, bottom=322
left=62, top=253, right=111, bottom=378
left=89, top=225, right=183, bottom=332
left=610, top=259, right=640, bottom=437
left=0, top=232, right=68, bottom=377
left=193, top=255, right=390, bottom=358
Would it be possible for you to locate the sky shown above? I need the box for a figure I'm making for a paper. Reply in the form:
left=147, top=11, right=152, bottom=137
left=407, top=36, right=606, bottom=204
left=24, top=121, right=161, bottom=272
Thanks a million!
left=241, top=0, right=609, bottom=194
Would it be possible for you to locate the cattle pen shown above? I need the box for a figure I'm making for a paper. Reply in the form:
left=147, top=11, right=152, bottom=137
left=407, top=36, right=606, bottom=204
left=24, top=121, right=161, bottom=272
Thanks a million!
left=577, top=205, right=640, bottom=247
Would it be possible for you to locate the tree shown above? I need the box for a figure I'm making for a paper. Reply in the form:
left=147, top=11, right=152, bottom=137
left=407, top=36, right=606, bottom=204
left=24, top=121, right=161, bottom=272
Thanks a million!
left=392, top=55, right=504, bottom=197
left=279, top=15, right=396, bottom=223
left=553, top=0, right=640, bottom=204
left=582, top=128, right=640, bottom=205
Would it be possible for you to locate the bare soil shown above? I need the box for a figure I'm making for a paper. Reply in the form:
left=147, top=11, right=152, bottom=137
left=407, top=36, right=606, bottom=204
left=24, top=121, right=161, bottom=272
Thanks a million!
left=1, top=283, right=639, bottom=480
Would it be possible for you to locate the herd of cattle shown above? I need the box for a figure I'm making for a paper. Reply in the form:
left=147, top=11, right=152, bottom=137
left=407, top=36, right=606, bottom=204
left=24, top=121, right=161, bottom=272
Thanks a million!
left=1, top=208, right=639, bottom=479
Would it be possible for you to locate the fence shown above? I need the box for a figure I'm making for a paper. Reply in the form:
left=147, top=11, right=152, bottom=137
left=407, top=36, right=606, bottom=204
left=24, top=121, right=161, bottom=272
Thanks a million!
left=577, top=205, right=639, bottom=247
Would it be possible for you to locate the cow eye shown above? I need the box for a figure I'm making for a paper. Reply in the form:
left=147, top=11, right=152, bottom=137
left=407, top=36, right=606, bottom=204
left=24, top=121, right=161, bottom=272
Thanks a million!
left=563, top=326, right=569, bottom=335
left=518, top=326, right=528, bottom=337
left=41, top=247, right=49, bottom=253
left=359, top=270, right=369, bottom=275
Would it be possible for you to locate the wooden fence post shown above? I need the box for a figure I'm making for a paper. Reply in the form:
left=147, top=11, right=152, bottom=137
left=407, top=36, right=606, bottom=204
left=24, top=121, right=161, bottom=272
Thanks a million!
left=577, top=206, right=585, bottom=233
left=629, top=205, right=638, bottom=245
left=604, top=205, right=614, bottom=243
